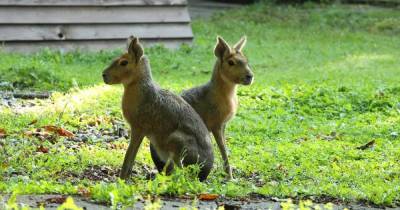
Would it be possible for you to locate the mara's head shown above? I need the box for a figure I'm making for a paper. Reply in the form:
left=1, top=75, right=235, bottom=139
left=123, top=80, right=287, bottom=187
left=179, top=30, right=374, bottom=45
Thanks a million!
left=102, top=36, right=144, bottom=85
left=214, top=36, right=253, bottom=85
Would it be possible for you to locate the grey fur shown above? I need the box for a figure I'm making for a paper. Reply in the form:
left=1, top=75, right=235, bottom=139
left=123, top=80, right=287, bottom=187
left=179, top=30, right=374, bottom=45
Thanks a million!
left=103, top=40, right=214, bottom=181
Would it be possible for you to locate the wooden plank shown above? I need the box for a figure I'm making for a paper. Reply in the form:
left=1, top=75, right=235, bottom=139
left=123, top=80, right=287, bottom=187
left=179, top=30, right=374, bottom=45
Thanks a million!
left=0, top=6, right=190, bottom=24
left=0, top=39, right=192, bottom=53
left=0, top=0, right=187, bottom=6
left=0, top=24, right=193, bottom=41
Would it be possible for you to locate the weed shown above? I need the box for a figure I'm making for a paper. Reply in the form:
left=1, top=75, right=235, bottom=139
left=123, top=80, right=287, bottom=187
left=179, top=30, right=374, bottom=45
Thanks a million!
left=0, top=2, right=399, bottom=208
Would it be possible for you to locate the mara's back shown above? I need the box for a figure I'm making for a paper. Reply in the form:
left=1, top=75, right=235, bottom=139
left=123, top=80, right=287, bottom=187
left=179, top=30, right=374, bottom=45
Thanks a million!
left=181, top=83, right=229, bottom=132
left=146, top=87, right=212, bottom=146
left=104, top=36, right=214, bottom=181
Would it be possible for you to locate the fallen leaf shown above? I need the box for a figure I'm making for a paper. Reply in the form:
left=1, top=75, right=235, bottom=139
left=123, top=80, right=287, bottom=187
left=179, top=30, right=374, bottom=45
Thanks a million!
left=37, top=145, right=49, bottom=153
left=43, top=125, right=59, bottom=132
left=198, top=193, right=219, bottom=201
left=0, top=128, right=7, bottom=138
left=43, top=125, right=74, bottom=138
left=356, top=140, right=375, bottom=150
left=58, top=128, right=74, bottom=137
left=28, top=119, right=38, bottom=125
left=78, top=187, right=91, bottom=198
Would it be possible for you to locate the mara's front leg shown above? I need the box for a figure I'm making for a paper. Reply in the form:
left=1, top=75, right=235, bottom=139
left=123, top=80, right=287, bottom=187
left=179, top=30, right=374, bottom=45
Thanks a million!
left=212, top=125, right=233, bottom=180
left=120, top=131, right=144, bottom=179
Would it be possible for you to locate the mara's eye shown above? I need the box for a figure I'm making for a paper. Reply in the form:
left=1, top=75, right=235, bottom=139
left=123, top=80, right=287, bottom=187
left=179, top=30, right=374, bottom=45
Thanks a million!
left=228, top=60, right=235, bottom=66
left=120, top=60, right=128, bottom=66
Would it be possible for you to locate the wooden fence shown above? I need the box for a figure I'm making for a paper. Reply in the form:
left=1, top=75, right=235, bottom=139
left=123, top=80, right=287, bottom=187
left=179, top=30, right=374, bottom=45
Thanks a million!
left=0, top=0, right=193, bottom=52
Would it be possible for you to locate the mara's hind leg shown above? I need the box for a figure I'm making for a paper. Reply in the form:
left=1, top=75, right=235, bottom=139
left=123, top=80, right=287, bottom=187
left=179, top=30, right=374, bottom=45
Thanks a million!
left=198, top=162, right=212, bottom=182
left=180, top=156, right=213, bottom=182
left=167, top=130, right=213, bottom=181
left=177, top=149, right=213, bottom=182
left=150, top=143, right=166, bottom=172
left=150, top=144, right=174, bottom=175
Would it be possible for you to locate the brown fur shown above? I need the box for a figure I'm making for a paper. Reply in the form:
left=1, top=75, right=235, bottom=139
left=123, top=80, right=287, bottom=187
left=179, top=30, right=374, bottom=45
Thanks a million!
left=150, top=36, right=253, bottom=179
left=102, top=37, right=214, bottom=181
left=181, top=36, right=252, bottom=179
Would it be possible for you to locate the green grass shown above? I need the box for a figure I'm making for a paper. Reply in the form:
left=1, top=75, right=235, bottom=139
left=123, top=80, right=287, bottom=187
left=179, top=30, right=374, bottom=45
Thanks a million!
left=1, top=3, right=400, bottom=207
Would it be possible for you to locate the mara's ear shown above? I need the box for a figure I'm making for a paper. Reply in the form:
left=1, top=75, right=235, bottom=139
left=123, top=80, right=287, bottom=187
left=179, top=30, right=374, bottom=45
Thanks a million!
left=214, top=36, right=231, bottom=60
left=127, top=36, right=144, bottom=64
left=233, top=36, right=247, bottom=52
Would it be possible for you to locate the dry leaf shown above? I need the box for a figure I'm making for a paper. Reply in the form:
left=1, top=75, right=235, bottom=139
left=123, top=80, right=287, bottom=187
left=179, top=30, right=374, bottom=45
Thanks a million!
left=356, top=140, right=375, bottom=150
left=43, top=125, right=59, bottom=132
left=78, top=187, right=91, bottom=198
left=0, top=128, right=7, bottom=138
left=57, top=128, right=74, bottom=137
left=198, top=193, right=219, bottom=201
left=43, top=125, right=74, bottom=138
left=37, top=145, right=49, bottom=153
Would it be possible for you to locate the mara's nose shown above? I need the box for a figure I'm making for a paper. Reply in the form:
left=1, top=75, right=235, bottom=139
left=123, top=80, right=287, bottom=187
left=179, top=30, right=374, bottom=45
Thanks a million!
left=245, top=74, right=253, bottom=81
left=102, top=73, right=108, bottom=84
left=243, top=73, right=253, bottom=85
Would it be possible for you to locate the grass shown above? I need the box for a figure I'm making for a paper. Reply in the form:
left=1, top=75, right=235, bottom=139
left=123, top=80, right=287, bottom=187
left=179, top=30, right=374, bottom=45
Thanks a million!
left=1, top=2, right=400, bottom=207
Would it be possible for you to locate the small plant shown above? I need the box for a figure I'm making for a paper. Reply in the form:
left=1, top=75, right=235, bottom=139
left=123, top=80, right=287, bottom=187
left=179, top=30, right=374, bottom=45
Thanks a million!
left=0, top=2, right=399, bottom=208
left=144, top=196, right=161, bottom=210
left=57, top=197, right=83, bottom=210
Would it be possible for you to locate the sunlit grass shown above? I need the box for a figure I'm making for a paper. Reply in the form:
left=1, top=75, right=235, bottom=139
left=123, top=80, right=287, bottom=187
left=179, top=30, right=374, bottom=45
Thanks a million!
left=0, top=2, right=400, bottom=207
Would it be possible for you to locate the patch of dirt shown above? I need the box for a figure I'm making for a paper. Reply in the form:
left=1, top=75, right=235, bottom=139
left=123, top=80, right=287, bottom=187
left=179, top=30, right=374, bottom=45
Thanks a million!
left=305, top=195, right=393, bottom=209
left=71, top=119, right=129, bottom=143
left=0, top=91, right=128, bottom=144
left=246, top=193, right=397, bottom=209
left=130, top=164, right=158, bottom=180
left=58, top=164, right=158, bottom=183
left=232, top=168, right=265, bottom=187
left=36, top=195, right=67, bottom=207
left=57, top=165, right=119, bottom=183
left=19, top=118, right=129, bottom=151
left=82, top=165, right=119, bottom=182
